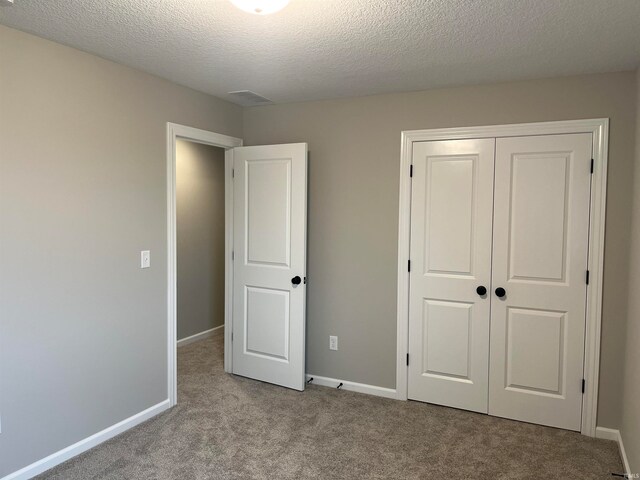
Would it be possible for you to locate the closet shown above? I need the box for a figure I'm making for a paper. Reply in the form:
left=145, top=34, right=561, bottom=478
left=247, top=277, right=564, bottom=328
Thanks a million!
left=407, top=132, right=592, bottom=431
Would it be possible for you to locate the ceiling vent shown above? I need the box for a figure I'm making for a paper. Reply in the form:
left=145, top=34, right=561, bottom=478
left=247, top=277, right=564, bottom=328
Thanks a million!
left=228, top=90, right=273, bottom=106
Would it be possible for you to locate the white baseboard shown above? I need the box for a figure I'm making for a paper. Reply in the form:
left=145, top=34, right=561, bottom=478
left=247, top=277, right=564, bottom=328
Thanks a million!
left=305, top=374, right=397, bottom=400
left=595, top=427, right=631, bottom=475
left=2, top=399, right=171, bottom=480
left=177, top=324, right=224, bottom=348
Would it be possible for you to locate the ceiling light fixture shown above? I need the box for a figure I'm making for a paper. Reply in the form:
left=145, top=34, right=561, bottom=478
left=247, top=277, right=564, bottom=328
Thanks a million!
left=229, top=0, right=289, bottom=15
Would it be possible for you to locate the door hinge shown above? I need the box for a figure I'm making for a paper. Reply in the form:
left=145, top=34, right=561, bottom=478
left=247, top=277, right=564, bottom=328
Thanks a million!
left=408, top=260, right=411, bottom=272
left=410, top=165, right=413, bottom=177
left=586, top=270, right=590, bottom=285
left=406, top=353, right=409, bottom=366
left=231, top=331, right=234, bottom=342
left=232, top=250, right=235, bottom=261
left=590, top=159, right=594, bottom=174
left=582, top=378, right=586, bottom=394
left=232, top=168, right=235, bottom=178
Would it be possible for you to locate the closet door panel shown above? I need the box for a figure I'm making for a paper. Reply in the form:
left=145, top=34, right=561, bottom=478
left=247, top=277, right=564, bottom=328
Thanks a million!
left=408, top=138, right=495, bottom=413
left=489, top=133, right=592, bottom=431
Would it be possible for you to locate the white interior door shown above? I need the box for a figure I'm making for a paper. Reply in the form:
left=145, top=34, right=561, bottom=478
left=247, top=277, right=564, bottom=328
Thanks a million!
left=489, top=133, right=592, bottom=431
left=408, top=138, right=495, bottom=413
left=232, top=143, right=307, bottom=391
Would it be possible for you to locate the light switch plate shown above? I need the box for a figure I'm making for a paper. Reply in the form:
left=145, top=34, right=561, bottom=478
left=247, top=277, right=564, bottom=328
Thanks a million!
left=329, top=335, right=338, bottom=351
left=141, top=250, right=150, bottom=269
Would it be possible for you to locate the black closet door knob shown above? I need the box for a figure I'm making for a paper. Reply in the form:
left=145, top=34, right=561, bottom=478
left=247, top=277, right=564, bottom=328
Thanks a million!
left=495, top=287, right=506, bottom=298
left=476, top=286, right=487, bottom=296
left=291, top=276, right=302, bottom=285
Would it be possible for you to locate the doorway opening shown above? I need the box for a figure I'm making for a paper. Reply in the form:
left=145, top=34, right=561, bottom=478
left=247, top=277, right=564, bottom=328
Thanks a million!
left=168, top=124, right=309, bottom=402
left=167, top=123, right=243, bottom=406
left=176, top=139, right=227, bottom=374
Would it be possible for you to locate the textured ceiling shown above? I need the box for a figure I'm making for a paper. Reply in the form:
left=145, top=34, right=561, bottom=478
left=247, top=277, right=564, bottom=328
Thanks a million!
left=1, top=0, right=640, bottom=104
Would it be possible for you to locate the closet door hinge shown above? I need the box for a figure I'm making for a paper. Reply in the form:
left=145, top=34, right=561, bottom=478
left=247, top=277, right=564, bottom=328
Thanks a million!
left=408, top=260, right=411, bottom=272
left=232, top=250, right=235, bottom=261
left=232, top=168, right=235, bottom=178
left=586, top=270, right=590, bottom=285
left=410, top=165, right=413, bottom=177
left=406, top=353, right=409, bottom=366
left=582, top=379, right=586, bottom=394
left=590, top=159, right=594, bottom=174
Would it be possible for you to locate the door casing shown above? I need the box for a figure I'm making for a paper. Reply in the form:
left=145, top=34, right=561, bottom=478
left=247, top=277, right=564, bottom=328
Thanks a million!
left=396, top=119, right=609, bottom=437
left=167, top=122, right=243, bottom=407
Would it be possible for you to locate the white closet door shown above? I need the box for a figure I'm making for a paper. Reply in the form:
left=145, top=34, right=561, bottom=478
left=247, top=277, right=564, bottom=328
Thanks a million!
left=489, top=133, right=592, bottom=431
left=232, top=143, right=307, bottom=391
left=408, top=138, right=495, bottom=413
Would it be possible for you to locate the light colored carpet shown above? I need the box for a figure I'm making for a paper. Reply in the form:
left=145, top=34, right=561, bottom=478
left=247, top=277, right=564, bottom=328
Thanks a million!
left=38, top=335, right=623, bottom=479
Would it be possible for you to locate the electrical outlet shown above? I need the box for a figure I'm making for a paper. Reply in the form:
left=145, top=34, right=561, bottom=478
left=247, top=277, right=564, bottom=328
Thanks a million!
left=329, top=335, right=338, bottom=351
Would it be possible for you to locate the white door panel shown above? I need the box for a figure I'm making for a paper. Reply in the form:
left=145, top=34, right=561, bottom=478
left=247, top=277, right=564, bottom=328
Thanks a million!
left=246, top=159, right=291, bottom=266
left=232, top=143, right=307, bottom=391
left=408, top=138, right=495, bottom=413
left=489, top=133, right=592, bottom=430
left=423, top=299, right=473, bottom=378
left=245, top=286, right=290, bottom=360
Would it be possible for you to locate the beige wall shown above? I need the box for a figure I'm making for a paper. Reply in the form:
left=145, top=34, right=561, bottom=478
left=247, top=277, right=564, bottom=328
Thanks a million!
left=176, top=140, right=226, bottom=340
left=243, top=71, right=638, bottom=429
left=621, top=70, right=640, bottom=473
left=0, top=25, right=242, bottom=476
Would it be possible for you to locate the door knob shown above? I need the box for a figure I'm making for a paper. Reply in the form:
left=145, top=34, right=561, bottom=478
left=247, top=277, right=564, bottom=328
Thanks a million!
left=291, top=276, right=302, bottom=285
left=495, top=287, right=506, bottom=298
left=476, top=286, right=487, bottom=296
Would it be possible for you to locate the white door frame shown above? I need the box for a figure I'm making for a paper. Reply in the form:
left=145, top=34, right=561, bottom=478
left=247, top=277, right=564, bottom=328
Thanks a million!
left=167, top=122, right=243, bottom=407
left=396, top=118, right=609, bottom=437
